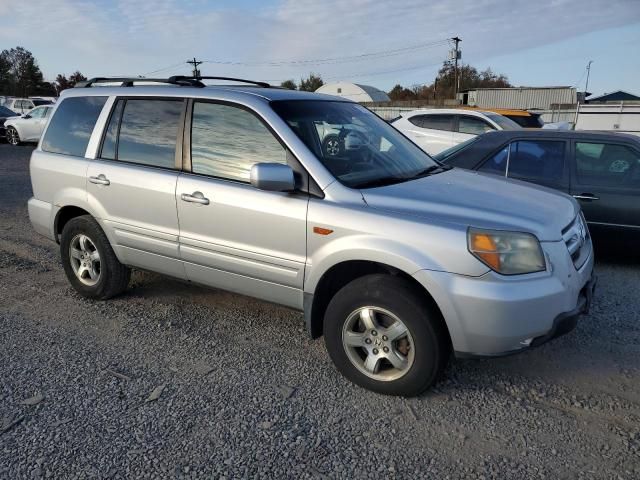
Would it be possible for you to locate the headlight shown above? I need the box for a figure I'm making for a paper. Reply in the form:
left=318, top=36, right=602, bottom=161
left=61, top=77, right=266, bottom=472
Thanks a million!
left=467, top=228, right=546, bottom=275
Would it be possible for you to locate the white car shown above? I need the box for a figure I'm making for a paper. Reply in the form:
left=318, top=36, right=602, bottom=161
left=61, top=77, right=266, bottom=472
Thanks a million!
left=4, top=97, right=53, bottom=115
left=4, top=105, right=53, bottom=145
left=391, top=109, right=521, bottom=155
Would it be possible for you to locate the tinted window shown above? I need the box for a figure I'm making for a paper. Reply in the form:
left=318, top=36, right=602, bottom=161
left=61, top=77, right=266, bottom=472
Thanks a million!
left=507, top=114, right=543, bottom=128
left=191, top=102, right=286, bottom=182
left=484, top=113, right=522, bottom=130
left=42, top=96, right=107, bottom=156
left=575, top=142, right=640, bottom=187
left=32, top=100, right=52, bottom=106
left=408, top=114, right=454, bottom=131
left=479, top=146, right=508, bottom=175
left=116, top=99, right=183, bottom=168
left=458, top=116, right=493, bottom=135
left=508, top=140, right=565, bottom=181
left=0, top=106, right=15, bottom=116
left=100, top=100, right=124, bottom=161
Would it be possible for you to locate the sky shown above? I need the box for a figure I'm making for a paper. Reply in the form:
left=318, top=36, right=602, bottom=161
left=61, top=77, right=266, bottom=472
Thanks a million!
left=1, top=0, right=639, bottom=96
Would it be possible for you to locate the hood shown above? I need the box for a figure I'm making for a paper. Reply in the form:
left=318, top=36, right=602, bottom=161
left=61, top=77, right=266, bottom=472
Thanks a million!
left=361, top=168, right=578, bottom=241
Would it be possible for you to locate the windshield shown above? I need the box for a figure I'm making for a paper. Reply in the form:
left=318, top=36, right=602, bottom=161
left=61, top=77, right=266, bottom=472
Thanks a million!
left=32, top=100, right=52, bottom=106
left=434, top=136, right=479, bottom=162
left=271, top=100, right=438, bottom=188
left=0, top=106, right=16, bottom=117
left=485, top=113, right=522, bottom=130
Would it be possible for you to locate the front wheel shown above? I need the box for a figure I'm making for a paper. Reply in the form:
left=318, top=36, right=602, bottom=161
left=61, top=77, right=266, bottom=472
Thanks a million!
left=6, top=127, right=20, bottom=145
left=323, top=274, right=450, bottom=396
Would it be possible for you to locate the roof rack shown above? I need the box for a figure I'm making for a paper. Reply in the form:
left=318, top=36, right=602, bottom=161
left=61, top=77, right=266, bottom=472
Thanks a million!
left=75, top=76, right=271, bottom=89
left=169, top=76, right=271, bottom=88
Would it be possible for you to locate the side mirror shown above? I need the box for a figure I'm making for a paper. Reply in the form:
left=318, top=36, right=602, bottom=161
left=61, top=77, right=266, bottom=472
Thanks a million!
left=250, top=163, right=295, bottom=192
left=22, top=114, right=31, bottom=119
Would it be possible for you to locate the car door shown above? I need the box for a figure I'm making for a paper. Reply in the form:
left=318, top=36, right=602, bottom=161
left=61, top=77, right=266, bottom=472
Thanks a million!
left=176, top=100, right=308, bottom=309
left=21, top=106, right=45, bottom=141
left=453, top=115, right=494, bottom=146
left=404, top=114, right=455, bottom=155
left=87, top=97, right=187, bottom=279
left=570, top=140, right=640, bottom=228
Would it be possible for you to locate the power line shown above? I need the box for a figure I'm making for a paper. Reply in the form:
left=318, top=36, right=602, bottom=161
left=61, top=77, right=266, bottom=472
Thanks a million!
left=143, top=61, right=188, bottom=76
left=201, top=39, right=451, bottom=67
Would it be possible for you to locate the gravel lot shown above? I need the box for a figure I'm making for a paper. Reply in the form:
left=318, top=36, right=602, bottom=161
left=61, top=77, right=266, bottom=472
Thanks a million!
left=0, top=143, right=639, bottom=479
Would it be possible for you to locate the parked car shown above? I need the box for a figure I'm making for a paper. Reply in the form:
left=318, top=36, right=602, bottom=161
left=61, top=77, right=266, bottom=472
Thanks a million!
left=4, top=105, right=53, bottom=145
left=5, top=97, right=53, bottom=115
left=0, top=105, right=19, bottom=141
left=390, top=108, right=521, bottom=155
left=437, top=130, right=640, bottom=232
left=28, top=77, right=594, bottom=396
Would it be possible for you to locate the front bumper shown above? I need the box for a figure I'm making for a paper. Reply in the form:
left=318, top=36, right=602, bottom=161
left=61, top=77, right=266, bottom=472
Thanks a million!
left=413, top=237, right=595, bottom=357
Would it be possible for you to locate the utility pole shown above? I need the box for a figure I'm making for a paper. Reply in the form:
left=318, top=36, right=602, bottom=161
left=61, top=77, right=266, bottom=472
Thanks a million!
left=584, top=60, right=593, bottom=100
left=186, top=57, right=203, bottom=78
left=451, top=37, right=462, bottom=100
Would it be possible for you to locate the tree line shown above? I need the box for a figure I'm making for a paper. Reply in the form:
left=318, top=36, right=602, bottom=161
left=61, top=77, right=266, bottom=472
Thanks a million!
left=280, top=62, right=511, bottom=100
left=0, top=46, right=87, bottom=97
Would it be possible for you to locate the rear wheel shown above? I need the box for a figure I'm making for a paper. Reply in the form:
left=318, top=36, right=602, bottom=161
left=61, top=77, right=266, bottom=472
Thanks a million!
left=60, top=215, right=130, bottom=299
left=6, top=127, right=20, bottom=146
left=323, top=274, right=450, bottom=396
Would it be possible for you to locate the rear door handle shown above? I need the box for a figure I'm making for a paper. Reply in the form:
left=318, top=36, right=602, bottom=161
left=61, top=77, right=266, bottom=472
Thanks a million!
left=89, top=174, right=110, bottom=186
left=181, top=191, right=210, bottom=205
left=572, top=193, right=599, bottom=201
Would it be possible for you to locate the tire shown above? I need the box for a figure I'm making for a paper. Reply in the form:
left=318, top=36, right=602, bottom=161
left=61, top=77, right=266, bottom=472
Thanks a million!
left=322, top=135, right=343, bottom=157
left=323, top=274, right=450, bottom=396
left=6, top=126, right=20, bottom=146
left=60, top=215, right=130, bottom=300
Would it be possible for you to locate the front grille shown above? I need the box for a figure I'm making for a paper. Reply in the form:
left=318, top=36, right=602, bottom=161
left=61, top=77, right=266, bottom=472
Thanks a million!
left=561, top=214, right=590, bottom=269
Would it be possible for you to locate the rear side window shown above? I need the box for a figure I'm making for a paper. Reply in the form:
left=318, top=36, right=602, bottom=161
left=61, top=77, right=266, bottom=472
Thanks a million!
left=479, top=146, right=508, bottom=176
left=190, top=101, right=287, bottom=182
left=42, top=96, right=107, bottom=157
left=100, top=99, right=183, bottom=169
left=408, top=114, right=454, bottom=131
left=458, top=116, right=493, bottom=135
left=575, top=142, right=640, bottom=186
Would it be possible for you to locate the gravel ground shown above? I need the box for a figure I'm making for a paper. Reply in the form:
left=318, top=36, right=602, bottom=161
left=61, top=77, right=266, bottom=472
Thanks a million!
left=0, top=143, right=639, bottom=479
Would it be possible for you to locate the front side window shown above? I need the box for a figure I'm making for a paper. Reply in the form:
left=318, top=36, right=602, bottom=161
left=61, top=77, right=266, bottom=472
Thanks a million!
left=479, top=146, right=508, bottom=176
left=103, top=99, right=183, bottom=168
left=272, top=100, right=438, bottom=188
left=190, top=102, right=286, bottom=182
left=28, top=107, right=45, bottom=119
left=42, top=96, right=107, bottom=157
left=508, top=140, right=565, bottom=181
left=458, top=116, right=493, bottom=135
left=575, top=142, right=640, bottom=186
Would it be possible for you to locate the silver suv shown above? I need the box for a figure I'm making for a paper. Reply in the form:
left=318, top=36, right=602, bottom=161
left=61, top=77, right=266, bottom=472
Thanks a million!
left=28, top=76, right=595, bottom=396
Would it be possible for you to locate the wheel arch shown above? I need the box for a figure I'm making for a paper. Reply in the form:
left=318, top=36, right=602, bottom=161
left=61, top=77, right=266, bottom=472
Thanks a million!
left=304, top=259, right=451, bottom=349
left=54, top=205, right=93, bottom=243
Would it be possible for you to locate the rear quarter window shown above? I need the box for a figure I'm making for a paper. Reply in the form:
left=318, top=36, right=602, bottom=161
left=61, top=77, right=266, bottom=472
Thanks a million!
left=41, top=96, right=107, bottom=157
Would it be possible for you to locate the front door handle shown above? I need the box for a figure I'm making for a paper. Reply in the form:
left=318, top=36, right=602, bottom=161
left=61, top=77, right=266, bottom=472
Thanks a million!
left=572, top=193, right=599, bottom=201
left=89, top=174, right=110, bottom=186
left=181, top=191, right=210, bottom=205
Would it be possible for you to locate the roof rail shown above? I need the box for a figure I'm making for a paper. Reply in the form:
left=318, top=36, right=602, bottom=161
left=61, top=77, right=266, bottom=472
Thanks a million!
left=75, top=77, right=205, bottom=88
left=169, top=76, right=271, bottom=88
left=76, top=76, right=272, bottom=88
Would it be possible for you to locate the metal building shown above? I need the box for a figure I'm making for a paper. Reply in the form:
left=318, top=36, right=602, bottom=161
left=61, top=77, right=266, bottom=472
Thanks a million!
left=316, top=82, right=390, bottom=103
left=459, top=87, right=578, bottom=110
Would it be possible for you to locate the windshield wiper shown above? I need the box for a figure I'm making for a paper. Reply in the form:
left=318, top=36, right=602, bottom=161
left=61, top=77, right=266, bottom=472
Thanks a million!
left=410, top=164, right=452, bottom=179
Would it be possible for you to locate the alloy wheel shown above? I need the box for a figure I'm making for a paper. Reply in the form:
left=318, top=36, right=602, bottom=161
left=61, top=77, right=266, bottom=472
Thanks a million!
left=341, top=306, right=415, bottom=381
left=69, top=234, right=101, bottom=286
